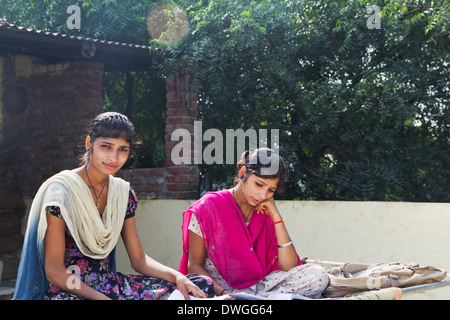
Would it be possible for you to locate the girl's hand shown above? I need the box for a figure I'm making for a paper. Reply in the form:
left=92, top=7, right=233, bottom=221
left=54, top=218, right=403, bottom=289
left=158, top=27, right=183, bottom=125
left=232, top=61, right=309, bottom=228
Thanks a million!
left=175, top=274, right=207, bottom=300
left=256, top=197, right=281, bottom=222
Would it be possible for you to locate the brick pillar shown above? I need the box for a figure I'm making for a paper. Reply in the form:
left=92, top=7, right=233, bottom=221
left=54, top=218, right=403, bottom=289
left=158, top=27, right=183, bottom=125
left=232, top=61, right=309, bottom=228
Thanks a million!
left=164, top=69, right=199, bottom=199
left=111, top=68, right=201, bottom=200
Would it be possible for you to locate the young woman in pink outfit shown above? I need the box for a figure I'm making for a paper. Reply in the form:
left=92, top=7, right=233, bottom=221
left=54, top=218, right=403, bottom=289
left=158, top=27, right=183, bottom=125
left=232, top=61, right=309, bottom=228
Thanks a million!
left=180, top=148, right=329, bottom=298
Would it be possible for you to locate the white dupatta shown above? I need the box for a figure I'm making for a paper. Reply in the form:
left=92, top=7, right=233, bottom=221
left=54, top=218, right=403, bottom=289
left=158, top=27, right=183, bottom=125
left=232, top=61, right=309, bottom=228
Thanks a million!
left=14, top=169, right=130, bottom=300
left=35, top=169, right=130, bottom=258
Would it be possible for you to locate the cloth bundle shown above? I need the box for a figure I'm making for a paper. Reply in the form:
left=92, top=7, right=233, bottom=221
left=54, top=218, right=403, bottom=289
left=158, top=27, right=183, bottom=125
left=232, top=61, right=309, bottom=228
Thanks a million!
left=324, top=262, right=447, bottom=297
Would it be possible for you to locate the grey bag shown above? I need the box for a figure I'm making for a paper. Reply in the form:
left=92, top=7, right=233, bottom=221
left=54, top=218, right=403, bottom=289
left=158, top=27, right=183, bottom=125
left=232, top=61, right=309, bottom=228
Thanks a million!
left=323, top=262, right=447, bottom=298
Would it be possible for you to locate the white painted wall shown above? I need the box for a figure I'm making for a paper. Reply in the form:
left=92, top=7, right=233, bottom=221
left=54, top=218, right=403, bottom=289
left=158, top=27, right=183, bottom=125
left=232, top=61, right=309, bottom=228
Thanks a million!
left=116, top=200, right=449, bottom=271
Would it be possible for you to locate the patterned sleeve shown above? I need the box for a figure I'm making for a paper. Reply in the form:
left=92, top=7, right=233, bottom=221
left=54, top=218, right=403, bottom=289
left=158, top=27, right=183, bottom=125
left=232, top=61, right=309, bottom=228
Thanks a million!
left=125, top=188, right=138, bottom=219
left=46, top=206, right=63, bottom=219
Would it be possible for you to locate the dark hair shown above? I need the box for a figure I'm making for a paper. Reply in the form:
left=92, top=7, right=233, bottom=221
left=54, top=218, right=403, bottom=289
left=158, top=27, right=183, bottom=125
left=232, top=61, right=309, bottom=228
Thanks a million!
left=80, top=112, right=138, bottom=165
left=234, top=148, right=289, bottom=194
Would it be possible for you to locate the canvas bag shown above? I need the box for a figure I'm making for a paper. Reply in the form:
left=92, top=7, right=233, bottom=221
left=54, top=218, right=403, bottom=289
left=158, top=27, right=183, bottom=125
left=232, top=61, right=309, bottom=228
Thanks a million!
left=323, top=262, right=447, bottom=298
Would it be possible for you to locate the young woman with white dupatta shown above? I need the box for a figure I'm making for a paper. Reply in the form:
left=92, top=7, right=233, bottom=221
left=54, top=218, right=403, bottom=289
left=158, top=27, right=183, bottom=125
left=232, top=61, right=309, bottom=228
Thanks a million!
left=14, top=112, right=213, bottom=300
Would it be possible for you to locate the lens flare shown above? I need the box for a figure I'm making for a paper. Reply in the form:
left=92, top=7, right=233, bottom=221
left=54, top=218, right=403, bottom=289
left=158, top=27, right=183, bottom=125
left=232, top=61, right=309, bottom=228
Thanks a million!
left=147, top=1, right=189, bottom=46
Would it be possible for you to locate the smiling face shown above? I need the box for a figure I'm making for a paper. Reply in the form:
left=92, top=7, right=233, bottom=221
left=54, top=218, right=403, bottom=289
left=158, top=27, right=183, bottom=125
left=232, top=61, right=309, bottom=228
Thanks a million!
left=86, top=135, right=130, bottom=176
left=240, top=167, right=280, bottom=206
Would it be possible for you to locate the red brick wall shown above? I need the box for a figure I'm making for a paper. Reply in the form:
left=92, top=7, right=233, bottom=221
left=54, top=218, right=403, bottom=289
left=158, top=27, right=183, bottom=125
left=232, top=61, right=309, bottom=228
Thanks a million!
left=2, top=58, right=104, bottom=197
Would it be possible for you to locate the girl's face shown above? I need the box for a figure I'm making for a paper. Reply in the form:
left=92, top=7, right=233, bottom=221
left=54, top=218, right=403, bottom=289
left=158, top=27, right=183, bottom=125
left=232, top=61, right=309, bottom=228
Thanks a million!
left=241, top=171, right=279, bottom=206
left=86, top=136, right=130, bottom=175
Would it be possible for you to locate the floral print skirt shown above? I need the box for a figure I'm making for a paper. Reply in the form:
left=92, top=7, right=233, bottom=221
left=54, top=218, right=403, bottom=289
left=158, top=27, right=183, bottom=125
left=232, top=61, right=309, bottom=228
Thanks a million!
left=46, top=272, right=213, bottom=300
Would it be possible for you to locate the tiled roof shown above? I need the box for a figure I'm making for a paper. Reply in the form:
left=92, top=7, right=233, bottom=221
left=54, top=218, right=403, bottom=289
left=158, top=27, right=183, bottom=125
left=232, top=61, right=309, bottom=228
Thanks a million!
left=0, top=23, right=152, bottom=71
left=0, top=23, right=150, bottom=50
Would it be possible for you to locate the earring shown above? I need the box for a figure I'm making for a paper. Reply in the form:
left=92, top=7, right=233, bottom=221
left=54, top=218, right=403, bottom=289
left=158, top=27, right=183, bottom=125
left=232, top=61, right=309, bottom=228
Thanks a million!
left=240, top=175, right=244, bottom=180
left=86, top=148, right=90, bottom=152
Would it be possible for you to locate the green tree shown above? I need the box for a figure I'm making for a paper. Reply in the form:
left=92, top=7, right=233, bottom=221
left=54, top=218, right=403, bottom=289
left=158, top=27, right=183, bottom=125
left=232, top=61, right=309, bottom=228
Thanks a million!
left=1, top=0, right=150, bottom=42
left=151, top=0, right=449, bottom=201
left=2, top=0, right=448, bottom=201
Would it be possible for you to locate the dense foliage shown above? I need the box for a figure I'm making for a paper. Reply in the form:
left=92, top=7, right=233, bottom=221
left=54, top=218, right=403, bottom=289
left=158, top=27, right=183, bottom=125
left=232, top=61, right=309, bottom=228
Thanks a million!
left=2, top=0, right=448, bottom=201
left=151, top=0, right=449, bottom=201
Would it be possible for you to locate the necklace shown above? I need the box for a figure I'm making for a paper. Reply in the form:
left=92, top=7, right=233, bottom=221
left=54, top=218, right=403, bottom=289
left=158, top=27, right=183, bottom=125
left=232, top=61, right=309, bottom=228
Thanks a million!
left=84, top=165, right=108, bottom=209
left=232, top=188, right=253, bottom=222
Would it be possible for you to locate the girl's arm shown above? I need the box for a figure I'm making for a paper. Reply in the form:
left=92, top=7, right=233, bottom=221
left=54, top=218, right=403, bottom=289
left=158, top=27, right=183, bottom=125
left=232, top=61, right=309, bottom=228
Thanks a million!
left=121, top=216, right=206, bottom=299
left=44, top=212, right=111, bottom=300
left=257, top=198, right=299, bottom=271
left=188, top=230, right=231, bottom=296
